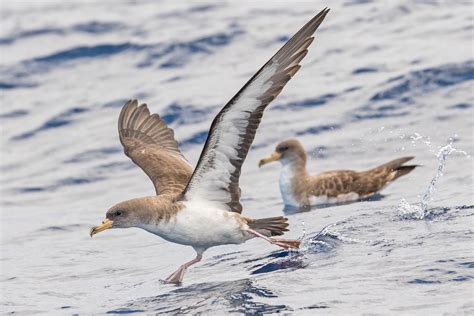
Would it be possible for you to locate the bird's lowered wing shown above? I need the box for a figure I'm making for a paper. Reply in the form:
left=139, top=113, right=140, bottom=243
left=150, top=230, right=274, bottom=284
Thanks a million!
left=118, top=100, right=193, bottom=195
left=181, top=8, right=330, bottom=213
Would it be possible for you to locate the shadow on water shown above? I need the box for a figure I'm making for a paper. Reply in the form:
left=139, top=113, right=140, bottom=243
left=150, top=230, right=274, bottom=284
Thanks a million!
left=249, top=225, right=341, bottom=275
left=282, top=193, right=386, bottom=215
left=107, top=279, right=289, bottom=314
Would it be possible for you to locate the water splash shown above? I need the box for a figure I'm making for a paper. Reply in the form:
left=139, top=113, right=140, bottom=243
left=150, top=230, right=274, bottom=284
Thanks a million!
left=409, top=132, right=432, bottom=148
left=397, top=137, right=469, bottom=220
left=301, top=223, right=340, bottom=254
left=301, top=220, right=306, bottom=240
left=420, top=140, right=468, bottom=211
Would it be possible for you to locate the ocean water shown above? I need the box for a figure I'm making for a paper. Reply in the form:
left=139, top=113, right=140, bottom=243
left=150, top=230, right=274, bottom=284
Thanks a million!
left=1, top=1, right=473, bottom=314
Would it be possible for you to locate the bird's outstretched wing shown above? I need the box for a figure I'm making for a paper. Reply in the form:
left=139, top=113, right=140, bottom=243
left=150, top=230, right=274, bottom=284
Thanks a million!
left=118, top=100, right=192, bottom=195
left=181, top=8, right=330, bottom=213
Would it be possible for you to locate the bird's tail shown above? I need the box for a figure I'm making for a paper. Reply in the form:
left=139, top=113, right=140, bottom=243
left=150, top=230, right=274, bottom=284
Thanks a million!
left=376, top=156, right=415, bottom=170
left=247, top=216, right=288, bottom=236
left=391, top=164, right=418, bottom=180
left=371, top=156, right=419, bottom=181
left=247, top=216, right=301, bottom=249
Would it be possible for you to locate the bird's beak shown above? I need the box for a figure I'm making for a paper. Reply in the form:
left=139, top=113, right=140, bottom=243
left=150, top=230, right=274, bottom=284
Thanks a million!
left=90, top=218, right=113, bottom=237
left=258, top=152, right=281, bottom=167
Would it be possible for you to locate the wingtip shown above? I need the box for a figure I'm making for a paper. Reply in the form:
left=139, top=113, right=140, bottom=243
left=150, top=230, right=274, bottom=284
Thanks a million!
left=321, top=7, right=331, bottom=15
left=309, top=7, right=330, bottom=23
left=323, top=7, right=330, bottom=17
left=310, top=7, right=330, bottom=29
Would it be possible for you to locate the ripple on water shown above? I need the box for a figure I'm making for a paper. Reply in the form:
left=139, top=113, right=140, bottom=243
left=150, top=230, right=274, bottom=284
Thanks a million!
left=250, top=227, right=341, bottom=275
left=0, top=109, right=29, bottom=118
left=12, top=107, right=89, bottom=141
left=109, top=279, right=289, bottom=314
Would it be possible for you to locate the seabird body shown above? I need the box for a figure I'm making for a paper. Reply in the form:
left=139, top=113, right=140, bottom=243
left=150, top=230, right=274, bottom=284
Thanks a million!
left=260, top=139, right=417, bottom=208
left=140, top=200, right=248, bottom=249
left=90, top=9, right=330, bottom=283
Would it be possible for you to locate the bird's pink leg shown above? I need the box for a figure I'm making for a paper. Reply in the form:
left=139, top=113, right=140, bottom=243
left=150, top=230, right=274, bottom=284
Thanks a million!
left=164, top=254, right=202, bottom=284
left=246, top=229, right=299, bottom=249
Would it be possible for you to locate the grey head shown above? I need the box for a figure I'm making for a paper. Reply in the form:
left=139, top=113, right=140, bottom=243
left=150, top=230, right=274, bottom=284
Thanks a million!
left=90, top=197, right=157, bottom=237
left=259, top=139, right=307, bottom=167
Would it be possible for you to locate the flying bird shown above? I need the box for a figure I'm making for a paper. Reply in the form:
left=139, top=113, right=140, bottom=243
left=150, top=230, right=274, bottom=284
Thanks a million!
left=259, top=139, right=417, bottom=208
left=90, top=8, right=330, bottom=284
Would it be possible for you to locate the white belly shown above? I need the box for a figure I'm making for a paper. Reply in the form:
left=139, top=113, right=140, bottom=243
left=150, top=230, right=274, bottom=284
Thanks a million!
left=279, top=164, right=300, bottom=207
left=140, top=201, right=246, bottom=250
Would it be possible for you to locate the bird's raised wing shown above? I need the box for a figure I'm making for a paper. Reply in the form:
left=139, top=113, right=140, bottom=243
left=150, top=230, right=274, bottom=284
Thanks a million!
left=181, top=8, right=330, bottom=213
left=118, top=100, right=192, bottom=195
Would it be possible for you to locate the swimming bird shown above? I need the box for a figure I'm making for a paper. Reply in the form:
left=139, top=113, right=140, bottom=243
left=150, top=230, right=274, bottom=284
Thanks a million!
left=90, top=8, right=330, bottom=284
left=259, top=139, right=417, bottom=208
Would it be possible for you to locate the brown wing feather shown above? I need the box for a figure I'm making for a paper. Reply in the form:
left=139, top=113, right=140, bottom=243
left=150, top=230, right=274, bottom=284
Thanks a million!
left=357, top=156, right=417, bottom=194
left=118, top=100, right=192, bottom=195
left=310, top=171, right=359, bottom=197
left=311, top=157, right=417, bottom=197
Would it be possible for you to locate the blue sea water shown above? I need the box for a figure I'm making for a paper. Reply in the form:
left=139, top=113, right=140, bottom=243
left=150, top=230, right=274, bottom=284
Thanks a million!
left=1, top=1, right=473, bottom=314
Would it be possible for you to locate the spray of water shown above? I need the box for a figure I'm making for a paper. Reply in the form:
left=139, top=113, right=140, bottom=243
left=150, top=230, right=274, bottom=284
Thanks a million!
left=397, top=137, right=469, bottom=220
left=294, top=220, right=307, bottom=254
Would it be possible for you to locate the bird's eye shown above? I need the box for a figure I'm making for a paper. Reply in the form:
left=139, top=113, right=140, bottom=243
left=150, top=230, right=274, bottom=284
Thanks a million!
left=279, top=146, right=289, bottom=152
left=115, top=211, right=123, bottom=217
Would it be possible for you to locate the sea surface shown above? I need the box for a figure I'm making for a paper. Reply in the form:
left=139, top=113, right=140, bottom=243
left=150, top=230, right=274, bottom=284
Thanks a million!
left=1, top=1, right=473, bottom=314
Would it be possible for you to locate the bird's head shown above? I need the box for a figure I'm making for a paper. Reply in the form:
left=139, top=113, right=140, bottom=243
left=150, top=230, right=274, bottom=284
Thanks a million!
left=258, top=139, right=306, bottom=167
left=90, top=198, right=154, bottom=237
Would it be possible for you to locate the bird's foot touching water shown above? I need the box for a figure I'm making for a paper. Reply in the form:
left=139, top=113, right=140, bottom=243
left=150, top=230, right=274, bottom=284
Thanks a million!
left=271, top=238, right=301, bottom=249
left=163, top=268, right=186, bottom=285
left=163, top=254, right=203, bottom=285
left=247, top=229, right=301, bottom=250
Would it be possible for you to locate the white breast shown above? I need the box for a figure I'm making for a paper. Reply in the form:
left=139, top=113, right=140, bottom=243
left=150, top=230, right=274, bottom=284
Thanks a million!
left=140, top=201, right=246, bottom=250
left=279, top=163, right=300, bottom=207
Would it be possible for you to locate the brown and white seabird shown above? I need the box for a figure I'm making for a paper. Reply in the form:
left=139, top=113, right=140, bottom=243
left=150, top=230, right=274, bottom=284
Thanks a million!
left=90, top=8, right=330, bottom=284
left=259, top=139, right=417, bottom=208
